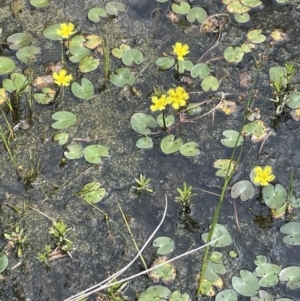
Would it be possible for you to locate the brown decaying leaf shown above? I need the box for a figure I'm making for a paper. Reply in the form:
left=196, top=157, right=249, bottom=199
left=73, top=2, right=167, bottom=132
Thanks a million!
left=239, top=71, right=252, bottom=88
left=201, top=17, right=218, bottom=33
left=33, top=75, right=54, bottom=89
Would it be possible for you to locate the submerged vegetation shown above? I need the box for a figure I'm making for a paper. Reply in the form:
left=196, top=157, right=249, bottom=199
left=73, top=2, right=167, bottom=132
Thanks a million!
left=0, top=0, right=300, bottom=300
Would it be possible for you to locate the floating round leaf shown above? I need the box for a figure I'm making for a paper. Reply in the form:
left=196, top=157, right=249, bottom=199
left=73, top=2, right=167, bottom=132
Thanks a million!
left=216, top=289, right=238, bottom=301
left=269, top=66, right=286, bottom=84
left=152, top=236, right=175, bottom=255
left=232, top=270, right=259, bottom=297
left=254, top=255, right=267, bottom=266
left=105, top=1, right=125, bottom=15
left=30, top=0, right=50, bottom=7
left=0, top=255, right=8, bottom=273
left=280, top=222, right=300, bottom=246
left=138, top=285, right=171, bottom=301
left=79, top=56, right=99, bottom=73
left=286, top=93, right=300, bottom=109
left=226, top=1, right=249, bottom=14
left=136, top=137, right=153, bottom=149
left=221, top=130, right=244, bottom=148
left=169, top=290, right=190, bottom=301
left=110, top=68, right=135, bottom=87
left=262, top=184, right=287, bottom=209
left=247, top=29, right=266, bottom=43
left=186, top=7, right=207, bottom=23
left=242, top=120, right=268, bottom=143
left=234, top=13, right=250, bottom=23
left=201, top=75, right=219, bottom=91
left=149, top=256, right=176, bottom=284
left=83, top=145, right=109, bottom=164
left=53, top=132, right=69, bottom=145
left=78, top=182, right=106, bottom=203
left=0, top=57, right=15, bottom=75
left=7, top=32, right=33, bottom=50
left=231, top=180, right=254, bottom=202
left=187, top=103, right=203, bottom=115
left=51, top=111, right=77, bottom=129
left=130, top=113, right=157, bottom=135
left=175, top=60, right=193, bottom=73
left=156, top=57, right=176, bottom=70
left=64, top=143, right=83, bottom=159
left=16, top=46, right=41, bottom=63
left=69, top=46, right=91, bottom=63
left=252, top=290, right=273, bottom=301
left=213, top=159, right=236, bottom=178
left=204, top=260, right=226, bottom=282
left=88, top=7, right=107, bottom=23
left=201, top=223, right=233, bottom=247
left=279, top=266, right=300, bottom=290
left=224, top=46, right=244, bottom=63
left=171, top=2, right=190, bottom=14
left=156, top=114, right=175, bottom=128
left=240, top=0, right=262, bottom=8
left=84, top=34, right=102, bottom=49
left=34, top=87, right=56, bottom=104
left=122, top=48, right=143, bottom=66
left=254, top=263, right=281, bottom=287
left=180, top=142, right=200, bottom=157
left=43, top=23, right=61, bottom=40
left=156, top=0, right=168, bottom=2
left=160, top=134, right=183, bottom=154
left=71, top=78, right=94, bottom=100
left=211, top=251, right=223, bottom=264
left=190, top=63, right=210, bottom=79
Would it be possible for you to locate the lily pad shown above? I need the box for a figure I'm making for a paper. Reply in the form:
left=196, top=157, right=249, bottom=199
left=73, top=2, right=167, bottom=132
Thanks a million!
left=186, top=7, right=207, bottom=23
left=0, top=255, right=8, bottom=273
left=224, top=46, right=244, bottom=63
left=149, top=256, right=176, bottom=284
left=16, top=46, right=41, bottom=63
left=262, top=184, right=287, bottom=209
left=171, top=2, right=190, bottom=14
left=136, top=137, right=153, bottom=149
left=251, top=290, right=273, bottom=301
left=201, top=75, right=219, bottom=91
left=122, top=48, right=143, bottom=66
left=175, top=60, right=193, bottom=73
left=88, top=7, right=107, bottom=23
left=201, top=224, right=233, bottom=247
left=83, top=145, right=109, bottom=164
left=254, top=263, right=281, bottom=287
left=152, top=236, right=174, bottom=255
left=279, top=266, right=300, bottom=290
left=213, top=159, right=236, bottom=178
left=30, top=0, right=50, bottom=7
left=156, top=57, right=176, bottom=70
left=216, top=289, right=238, bottom=301
left=254, top=255, right=268, bottom=266
left=204, top=260, right=226, bottom=282
left=232, top=270, right=259, bottom=297
left=286, top=93, right=300, bottom=109
left=3, top=72, right=28, bottom=93
left=160, top=134, right=183, bottom=154
left=43, top=23, right=61, bottom=40
left=64, top=143, right=83, bottom=159
left=280, top=222, right=300, bottom=245
left=226, top=1, right=249, bottom=14
left=130, top=113, right=157, bottom=135
left=34, top=87, right=56, bottom=104
left=69, top=46, right=90, bottom=63
left=0, top=57, right=15, bottom=75
left=221, top=130, right=244, bottom=148
left=112, top=44, right=130, bottom=59
left=105, top=1, right=125, bottom=15
left=242, top=120, right=269, bottom=143
left=71, top=78, right=94, bottom=100
left=179, top=142, right=200, bottom=157
left=157, top=114, right=175, bottom=128
left=247, top=29, right=266, bottom=44
left=79, top=56, right=99, bottom=73
left=138, top=285, right=170, bottom=301
left=190, top=63, right=210, bottom=79
left=7, top=32, right=32, bottom=50
left=231, top=180, right=254, bottom=202
left=169, top=290, right=190, bottom=301
left=110, top=68, right=135, bottom=87
left=78, top=181, right=106, bottom=203
left=53, top=132, right=69, bottom=145
left=51, top=111, right=77, bottom=129
left=84, top=34, right=102, bottom=49
left=240, top=0, right=262, bottom=7
left=269, top=66, right=286, bottom=84
left=234, top=13, right=250, bottom=23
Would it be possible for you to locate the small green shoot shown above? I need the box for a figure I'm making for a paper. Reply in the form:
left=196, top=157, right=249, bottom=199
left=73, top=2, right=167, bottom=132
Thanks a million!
left=175, top=182, right=196, bottom=212
left=132, top=174, right=153, bottom=195
left=4, top=225, right=27, bottom=258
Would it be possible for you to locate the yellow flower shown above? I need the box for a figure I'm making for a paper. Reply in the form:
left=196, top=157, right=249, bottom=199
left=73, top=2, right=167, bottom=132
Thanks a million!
left=252, top=166, right=275, bottom=186
left=172, top=42, right=190, bottom=61
left=167, top=86, right=189, bottom=110
left=150, top=94, right=168, bottom=112
left=53, top=69, right=73, bottom=87
left=57, top=23, right=75, bottom=39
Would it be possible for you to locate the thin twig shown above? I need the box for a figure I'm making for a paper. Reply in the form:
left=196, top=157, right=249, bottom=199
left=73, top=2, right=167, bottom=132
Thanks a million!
left=26, top=205, right=55, bottom=222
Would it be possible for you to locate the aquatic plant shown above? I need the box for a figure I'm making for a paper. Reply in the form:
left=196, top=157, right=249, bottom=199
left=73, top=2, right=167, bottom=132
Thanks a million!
left=53, top=69, right=73, bottom=87
left=175, top=182, right=196, bottom=212
left=251, top=166, right=275, bottom=187
left=56, top=23, right=75, bottom=39
left=132, top=174, right=153, bottom=194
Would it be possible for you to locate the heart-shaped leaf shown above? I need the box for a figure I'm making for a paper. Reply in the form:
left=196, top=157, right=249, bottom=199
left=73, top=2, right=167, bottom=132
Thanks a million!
left=30, top=0, right=50, bottom=7
left=88, top=7, right=107, bottom=23
left=175, top=60, right=193, bottom=73
left=53, top=132, right=69, bottom=145
left=43, top=23, right=61, bottom=40
left=64, top=143, right=83, bottom=159
left=122, top=49, right=143, bottom=66
left=201, top=223, right=233, bottom=247
left=171, top=2, right=190, bottom=14
left=254, top=255, right=268, bottom=267
left=156, top=57, right=176, bottom=70
left=0, top=57, right=15, bottom=75
left=251, top=290, right=273, bottom=301
left=79, top=56, right=99, bottom=73
left=130, top=113, right=157, bottom=135
left=34, top=87, right=56, bottom=104
left=51, top=111, right=77, bottom=129
left=286, top=93, right=300, bottom=109
left=71, top=78, right=94, bottom=100
left=262, top=184, right=287, bottom=209
left=232, top=270, right=259, bottom=297
left=149, top=256, right=176, bottom=284
left=153, top=236, right=174, bottom=255
left=105, top=1, right=125, bottom=15
left=216, top=289, right=238, bottom=301
left=201, top=75, right=219, bottom=91
left=136, top=137, right=153, bottom=149
left=279, top=266, right=300, bottom=290
left=180, top=142, right=200, bottom=157
left=280, top=222, right=300, bottom=245
left=157, top=114, right=175, bottom=128
left=110, top=68, right=135, bottom=87
left=83, top=145, right=109, bottom=164
left=3, top=73, right=28, bottom=93
left=221, top=130, right=244, bottom=148
left=234, top=13, right=250, bottom=23
left=7, top=32, right=32, bottom=50
left=16, top=46, right=41, bottom=63
left=231, top=180, right=254, bottom=201
left=213, top=159, right=236, bottom=178
left=247, top=29, right=266, bottom=44
left=204, top=260, right=226, bottom=282
left=78, top=182, right=106, bottom=203
left=138, top=285, right=170, bottom=301
left=242, top=120, right=268, bottom=143
left=112, top=44, right=130, bottom=58
left=169, top=290, right=190, bottom=301
left=254, top=263, right=281, bottom=287
left=69, top=46, right=91, bottom=63
left=160, top=134, right=183, bottom=154
left=186, top=7, right=207, bottom=23
left=240, top=0, right=262, bottom=8
left=0, top=255, right=8, bottom=273
left=224, top=46, right=244, bottom=63
left=190, top=63, right=210, bottom=79
left=269, top=66, right=286, bottom=84
left=226, top=1, right=249, bottom=14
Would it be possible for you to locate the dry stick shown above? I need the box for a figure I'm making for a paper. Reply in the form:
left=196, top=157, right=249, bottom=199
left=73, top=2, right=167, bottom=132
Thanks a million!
left=26, top=205, right=55, bottom=222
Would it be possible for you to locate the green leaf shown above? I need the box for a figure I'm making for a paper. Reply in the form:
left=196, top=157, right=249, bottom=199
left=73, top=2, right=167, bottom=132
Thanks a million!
left=269, top=66, right=286, bottom=84
left=156, top=57, right=176, bottom=70
left=110, top=68, right=135, bottom=87
left=171, top=2, right=190, bottom=14
left=234, top=13, right=250, bottom=23
left=156, top=114, right=175, bottom=128
left=224, top=46, right=244, bottom=63
left=160, top=134, right=183, bottom=154
left=51, top=111, right=77, bottom=129
left=16, top=46, right=41, bottom=63
left=216, top=289, right=238, bottom=301
left=240, top=0, right=262, bottom=8
left=175, top=60, right=193, bottom=73
left=201, top=223, right=233, bottom=247
left=149, top=256, right=176, bottom=284
left=168, top=290, right=190, bottom=301
left=232, top=270, right=259, bottom=297
left=152, top=236, right=175, bottom=255
left=69, top=46, right=91, bottom=63
left=88, top=7, right=108, bottom=23
left=226, top=1, right=250, bottom=14
left=3, top=72, right=28, bottom=93
left=34, top=87, right=56, bottom=104
left=138, top=285, right=170, bottom=301
left=122, top=49, right=143, bottom=66
left=30, top=0, right=50, bottom=8
left=231, top=180, right=254, bottom=201
left=7, top=32, right=32, bottom=50
left=254, top=263, right=281, bottom=287
left=251, top=290, right=273, bottom=301
left=186, top=7, right=207, bottom=23
left=190, top=63, right=210, bottom=79
left=213, top=159, right=236, bottom=178
left=0, top=56, right=15, bottom=75
left=83, top=145, right=109, bottom=164
left=221, top=130, right=244, bottom=148
left=105, top=1, right=125, bottom=15
left=130, top=113, right=157, bottom=135
left=204, top=260, right=226, bottom=282
left=247, top=29, right=266, bottom=43
left=262, top=184, right=287, bottom=209
left=78, top=182, right=106, bottom=203
left=242, top=120, right=268, bottom=143
left=43, top=23, right=61, bottom=40
left=279, top=266, right=300, bottom=290
left=79, top=56, right=99, bottom=73
left=280, top=222, right=300, bottom=245
left=254, top=255, right=268, bottom=267
left=201, top=75, right=219, bottom=91
left=179, top=142, right=200, bottom=157
left=136, top=137, right=153, bottom=149
left=156, top=0, right=168, bottom=2
left=210, top=251, right=223, bottom=264
left=0, top=255, right=8, bottom=273
left=286, top=93, right=300, bottom=109
left=53, top=132, right=69, bottom=145
left=71, top=78, right=94, bottom=100
left=64, top=143, right=83, bottom=159
left=187, top=103, right=203, bottom=115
